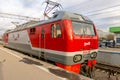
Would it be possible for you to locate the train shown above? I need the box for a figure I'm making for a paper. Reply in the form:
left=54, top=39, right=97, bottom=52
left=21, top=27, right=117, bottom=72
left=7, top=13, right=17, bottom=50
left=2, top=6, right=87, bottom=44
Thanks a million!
left=3, top=11, right=98, bottom=76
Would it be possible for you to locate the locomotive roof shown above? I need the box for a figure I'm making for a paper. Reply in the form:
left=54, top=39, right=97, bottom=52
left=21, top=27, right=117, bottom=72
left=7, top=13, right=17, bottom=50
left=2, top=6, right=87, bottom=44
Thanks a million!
left=5, top=11, right=93, bottom=33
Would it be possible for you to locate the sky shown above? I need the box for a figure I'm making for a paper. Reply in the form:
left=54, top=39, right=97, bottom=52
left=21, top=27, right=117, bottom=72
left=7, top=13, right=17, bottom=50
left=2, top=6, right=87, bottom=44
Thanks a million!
left=0, top=0, right=120, bottom=34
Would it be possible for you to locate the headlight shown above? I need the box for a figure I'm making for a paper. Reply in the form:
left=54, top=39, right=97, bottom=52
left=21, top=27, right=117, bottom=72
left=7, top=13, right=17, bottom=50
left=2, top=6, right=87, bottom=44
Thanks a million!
left=90, top=52, right=97, bottom=59
left=73, top=55, right=82, bottom=63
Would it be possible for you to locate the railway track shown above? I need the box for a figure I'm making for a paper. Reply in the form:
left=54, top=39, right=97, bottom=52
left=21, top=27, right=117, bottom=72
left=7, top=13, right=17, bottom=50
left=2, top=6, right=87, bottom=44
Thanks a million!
left=96, top=63, right=120, bottom=78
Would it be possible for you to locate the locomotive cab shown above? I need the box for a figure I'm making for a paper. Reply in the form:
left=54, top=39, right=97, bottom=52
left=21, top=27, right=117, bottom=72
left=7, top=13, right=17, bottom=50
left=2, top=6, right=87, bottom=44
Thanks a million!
left=53, top=11, right=98, bottom=76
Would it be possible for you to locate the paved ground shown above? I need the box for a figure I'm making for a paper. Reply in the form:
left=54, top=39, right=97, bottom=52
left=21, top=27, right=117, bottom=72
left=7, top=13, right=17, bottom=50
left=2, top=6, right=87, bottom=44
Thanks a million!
left=99, top=47, right=120, bottom=52
left=0, top=46, right=91, bottom=80
left=96, top=47, right=120, bottom=80
left=0, top=47, right=63, bottom=80
left=1, top=45, right=120, bottom=80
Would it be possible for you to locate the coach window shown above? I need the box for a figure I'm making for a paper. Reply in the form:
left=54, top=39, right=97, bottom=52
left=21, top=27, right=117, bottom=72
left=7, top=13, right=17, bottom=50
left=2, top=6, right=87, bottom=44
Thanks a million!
left=51, top=24, right=61, bottom=38
left=30, top=28, right=36, bottom=34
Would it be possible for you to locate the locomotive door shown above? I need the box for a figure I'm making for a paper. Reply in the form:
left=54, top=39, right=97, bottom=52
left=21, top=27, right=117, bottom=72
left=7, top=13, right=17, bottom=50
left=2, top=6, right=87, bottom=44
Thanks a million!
left=39, top=28, right=46, bottom=59
left=41, top=28, right=45, bottom=50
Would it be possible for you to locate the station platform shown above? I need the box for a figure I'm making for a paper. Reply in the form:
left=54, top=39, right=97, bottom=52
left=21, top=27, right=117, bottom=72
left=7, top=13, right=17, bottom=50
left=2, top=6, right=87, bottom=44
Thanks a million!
left=0, top=46, right=92, bottom=80
left=99, top=47, right=120, bottom=53
left=97, top=47, right=120, bottom=67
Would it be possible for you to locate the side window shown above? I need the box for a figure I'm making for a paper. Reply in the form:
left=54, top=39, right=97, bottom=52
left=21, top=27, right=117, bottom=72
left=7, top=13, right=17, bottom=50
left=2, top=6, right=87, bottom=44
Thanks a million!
left=30, top=28, right=36, bottom=34
left=51, top=24, right=62, bottom=38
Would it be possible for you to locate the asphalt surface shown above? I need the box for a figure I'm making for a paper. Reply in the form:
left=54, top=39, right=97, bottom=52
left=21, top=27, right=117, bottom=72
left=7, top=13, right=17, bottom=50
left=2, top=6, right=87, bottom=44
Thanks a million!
left=99, top=47, right=120, bottom=52
left=0, top=47, right=63, bottom=80
left=0, top=46, right=92, bottom=80
left=1, top=45, right=120, bottom=80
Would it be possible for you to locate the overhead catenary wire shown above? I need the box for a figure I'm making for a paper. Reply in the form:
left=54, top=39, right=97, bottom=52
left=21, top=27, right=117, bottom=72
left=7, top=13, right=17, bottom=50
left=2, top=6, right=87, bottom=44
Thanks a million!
left=65, top=3, right=120, bottom=16
left=64, top=3, right=120, bottom=23
left=83, top=5, right=120, bottom=20
left=89, top=13, right=120, bottom=20
left=97, top=22, right=120, bottom=26
left=87, top=8, right=120, bottom=16
left=84, top=4, right=120, bottom=14
left=0, top=15, right=28, bottom=20
left=0, top=12, right=40, bottom=21
left=87, top=8, right=119, bottom=17
left=64, top=0, right=91, bottom=10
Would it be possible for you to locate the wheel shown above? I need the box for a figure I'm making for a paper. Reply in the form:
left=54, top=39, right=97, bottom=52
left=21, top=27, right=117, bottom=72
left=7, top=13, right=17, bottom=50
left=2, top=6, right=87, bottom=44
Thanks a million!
left=80, top=64, right=96, bottom=78
left=88, top=67, right=96, bottom=78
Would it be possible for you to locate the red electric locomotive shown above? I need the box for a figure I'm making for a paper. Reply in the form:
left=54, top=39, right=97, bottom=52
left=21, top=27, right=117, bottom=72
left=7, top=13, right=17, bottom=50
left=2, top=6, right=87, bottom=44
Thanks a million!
left=3, top=11, right=98, bottom=77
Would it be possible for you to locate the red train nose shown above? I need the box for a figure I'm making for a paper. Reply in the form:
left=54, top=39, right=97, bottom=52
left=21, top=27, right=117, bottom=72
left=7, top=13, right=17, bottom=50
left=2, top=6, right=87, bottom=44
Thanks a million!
left=56, top=62, right=81, bottom=74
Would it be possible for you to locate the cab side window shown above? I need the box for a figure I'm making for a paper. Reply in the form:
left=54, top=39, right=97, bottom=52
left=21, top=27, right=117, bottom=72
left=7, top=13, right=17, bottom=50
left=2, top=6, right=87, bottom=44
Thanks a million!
left=56, top=24, right=62, bottom=38
left=30, top=28, right=36, bottom=34
left=51, top=24, right=62, bottom=38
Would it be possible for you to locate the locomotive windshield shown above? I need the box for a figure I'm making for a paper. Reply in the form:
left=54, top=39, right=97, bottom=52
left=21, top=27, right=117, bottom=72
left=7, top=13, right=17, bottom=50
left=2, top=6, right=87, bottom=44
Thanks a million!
left=72, top=21, right=95, bottom=36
